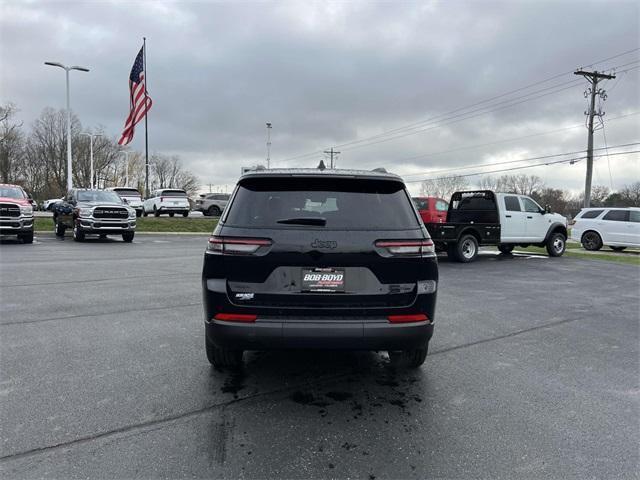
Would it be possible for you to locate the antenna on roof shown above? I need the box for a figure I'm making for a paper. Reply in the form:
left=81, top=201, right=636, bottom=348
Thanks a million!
left=372, top=167, right=387, bottom=173
left=317, top=160, right=326, bottom=170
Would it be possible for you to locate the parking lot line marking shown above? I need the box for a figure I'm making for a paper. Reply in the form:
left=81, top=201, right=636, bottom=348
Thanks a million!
left=1, top=272, right=195, bottom=289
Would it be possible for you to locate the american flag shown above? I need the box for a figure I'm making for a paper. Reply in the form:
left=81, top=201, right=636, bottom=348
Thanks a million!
left=118, top=46, right=152, bottom=145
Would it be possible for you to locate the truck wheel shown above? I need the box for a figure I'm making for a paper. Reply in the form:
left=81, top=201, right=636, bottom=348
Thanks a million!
left=182, top=211, right=189, bottom=217
left=19, top=231, right=34, bottom=244
left=208, top=205, right=221, bottom=217
left=143, top=208, right=148, bottom=217
left=169, top=212, right=175, bottom=217
left=546, top=232, right=566, bottom=257
left=206, top=337, right=243, bottom=368
left=73, top=224, right=85, bottom=242
left=153, top=206, right=160, bottom=217
left=498, top=244, right=514, bottom=254
left=610, top=246, right=626, bottom=252
left=581, top=231, right=602, bottom=251
left=389, top=345, right=428, bottom=368
left=55, top=220, right=65, bottom=237
left=136, top=210, right=142, bottom=218
left=122, top=232, right=135, bottom=243
left=456, top=234, right=479, bottom=263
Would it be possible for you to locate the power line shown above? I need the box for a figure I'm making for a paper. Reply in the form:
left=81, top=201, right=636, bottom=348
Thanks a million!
left=400, top=142, right=640, bottom=179
left=403, top=149, right=640, bottom=183
left=400, top=142, right=640, bottom=178
left=277, top=49, right=640, bottom=164
left=388, top=111, right=640, bottom=165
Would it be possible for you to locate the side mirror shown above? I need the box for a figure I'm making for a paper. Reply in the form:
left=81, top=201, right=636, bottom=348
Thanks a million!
left=545, top=205, right=552, bottom=214
left=122, top=198, right=129, bottom=204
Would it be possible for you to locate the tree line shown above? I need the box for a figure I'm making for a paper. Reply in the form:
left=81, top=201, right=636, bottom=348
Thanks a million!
left=420, top=173, right=640, bottom=217
left=0, top=103, right=199, bottom=200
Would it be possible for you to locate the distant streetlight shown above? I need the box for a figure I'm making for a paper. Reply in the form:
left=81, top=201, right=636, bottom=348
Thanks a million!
left=44, top=61, right=90, bottom=191
left=266, top=122, right=272, bottom=169
left=80, top=132, right=102, bottom=189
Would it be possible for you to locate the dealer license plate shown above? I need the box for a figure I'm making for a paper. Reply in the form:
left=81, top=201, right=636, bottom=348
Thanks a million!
left=302, top=268, right=345, bottom=293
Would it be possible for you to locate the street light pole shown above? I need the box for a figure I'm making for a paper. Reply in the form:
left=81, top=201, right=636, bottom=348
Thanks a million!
left=266, top=122, right=272, bottom=169
left=44, top=62, right=90, bottom=192
left=80, top=132, right=102, bottom=189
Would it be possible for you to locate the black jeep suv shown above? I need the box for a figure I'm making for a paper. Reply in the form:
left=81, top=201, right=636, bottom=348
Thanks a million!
left=201, top=168, right=438, bottom=368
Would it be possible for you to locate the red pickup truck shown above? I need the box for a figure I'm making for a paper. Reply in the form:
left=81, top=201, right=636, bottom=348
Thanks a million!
left=412, top=196, right=449, bottom=224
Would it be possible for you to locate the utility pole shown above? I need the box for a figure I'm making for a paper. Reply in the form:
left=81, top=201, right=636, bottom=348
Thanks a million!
left=266, top=123, right=272, bottom=169
left=323, top=147, right=340, bottom=169
left=574, top=69, right=615, bottom=207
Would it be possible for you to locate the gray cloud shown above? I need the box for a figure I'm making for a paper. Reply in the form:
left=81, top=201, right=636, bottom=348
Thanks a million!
left=1, top=0, right=638, bottom=194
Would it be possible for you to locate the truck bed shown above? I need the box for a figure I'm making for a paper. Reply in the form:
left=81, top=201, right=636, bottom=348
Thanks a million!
left=427, top=222, right=501, bottom=245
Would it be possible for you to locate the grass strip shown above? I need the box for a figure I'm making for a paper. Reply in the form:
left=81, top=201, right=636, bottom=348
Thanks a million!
left=35, top=217, right=218, bottom=233
left=515, top=246, right=640, bottom=266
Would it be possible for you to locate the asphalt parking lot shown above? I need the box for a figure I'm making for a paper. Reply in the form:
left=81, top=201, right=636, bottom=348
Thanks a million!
left=1, top=234, right=638, bottom=479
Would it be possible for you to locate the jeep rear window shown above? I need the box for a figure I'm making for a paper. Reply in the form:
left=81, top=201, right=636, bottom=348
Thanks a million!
left=225, top=177, right=420, bottom=230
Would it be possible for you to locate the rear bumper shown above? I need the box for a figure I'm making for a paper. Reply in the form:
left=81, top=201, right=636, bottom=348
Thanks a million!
left=205, top=317, right=433, bottom=351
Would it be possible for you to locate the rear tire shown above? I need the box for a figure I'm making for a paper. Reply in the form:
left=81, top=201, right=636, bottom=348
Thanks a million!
left=122, top=232, right=134, bottom=243
left=205, top=337, right=243, bottom=368
left=19, top=231, right=34, bottom=244
left=610, top=246, right=626, bottom=252
left=169, top=212, right=175, bottom=217
left=389, top=345, right=428, bottom=368
left=581, top=231, right=602, bottom=251
left=208, top=205, right=221, bottom=217
left=182, top=211, right=189, bottom=217
left=153, top=206, right=160, bottom=217
left=143, top=208, right=148, bottom=217
left=498, top=244, right=514, bottom=254
left=546, top=232, right=566, bottom=257
left=73, top=224, right=85, bottom=242
left=455, top=234, right=479, bottom=263
left=136, top=210, right=142, bottom=218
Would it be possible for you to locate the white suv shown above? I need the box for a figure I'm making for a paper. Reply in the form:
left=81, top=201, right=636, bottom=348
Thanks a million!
left=143, top=189, right=190, bottom=217
left=571, top=207, right=640, bottom=251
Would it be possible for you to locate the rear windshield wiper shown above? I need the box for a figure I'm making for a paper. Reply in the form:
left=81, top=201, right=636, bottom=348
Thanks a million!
left=276, top=217, right=327, bottom=226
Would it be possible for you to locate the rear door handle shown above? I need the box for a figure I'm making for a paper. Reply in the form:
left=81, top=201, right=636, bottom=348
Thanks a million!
left=527, top=216, right=533, bottom=219
left=505, top=215, right=512, bottom=218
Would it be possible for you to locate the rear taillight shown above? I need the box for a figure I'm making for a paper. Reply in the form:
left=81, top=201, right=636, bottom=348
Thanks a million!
left=207, top=236, right=272, bottom=255
left=375, top=239, right=435, bottom=257
left=387, top=314, right=429, bottom=323
left=214, top=313, right=257, bottom=322
left=160, top=196, right=165, bottom=202
left=568, top=219, right=576, bottom=226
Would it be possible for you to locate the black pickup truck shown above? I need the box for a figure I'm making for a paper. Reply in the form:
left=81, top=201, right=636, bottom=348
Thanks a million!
left=52, top=188, right=137, bottom=242
left=426, top=190, right=568, bottom=263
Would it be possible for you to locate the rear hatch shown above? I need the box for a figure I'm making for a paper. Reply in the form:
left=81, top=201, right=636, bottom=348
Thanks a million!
left=160, top=190, right=189, bottom=207
left=204, top=174, right=435, bottom=316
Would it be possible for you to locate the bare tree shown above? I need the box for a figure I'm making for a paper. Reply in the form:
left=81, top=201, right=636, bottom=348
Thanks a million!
left=478, top=174, right=543, bottom=195
left=0, top=103, right=25, bottom=183
left=420, top=175, right=469, bottom=200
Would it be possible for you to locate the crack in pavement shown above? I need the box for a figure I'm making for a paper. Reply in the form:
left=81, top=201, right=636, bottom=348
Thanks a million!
left=0, top=302, right=201, bottom=327
left=0, top=314, right=585, bottom=463
left=1, top=272, right=196, bottom=289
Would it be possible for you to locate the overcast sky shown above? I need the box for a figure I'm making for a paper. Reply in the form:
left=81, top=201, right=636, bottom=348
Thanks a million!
left=1, top=0, right=638, bottom=194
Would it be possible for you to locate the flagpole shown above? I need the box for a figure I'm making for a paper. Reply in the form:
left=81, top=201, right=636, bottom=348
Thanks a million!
left=143, top=37, right=150, bottom=198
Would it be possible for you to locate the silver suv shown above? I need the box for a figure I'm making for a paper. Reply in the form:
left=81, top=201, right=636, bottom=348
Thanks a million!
left=196, top=193, right=230, bottom=217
